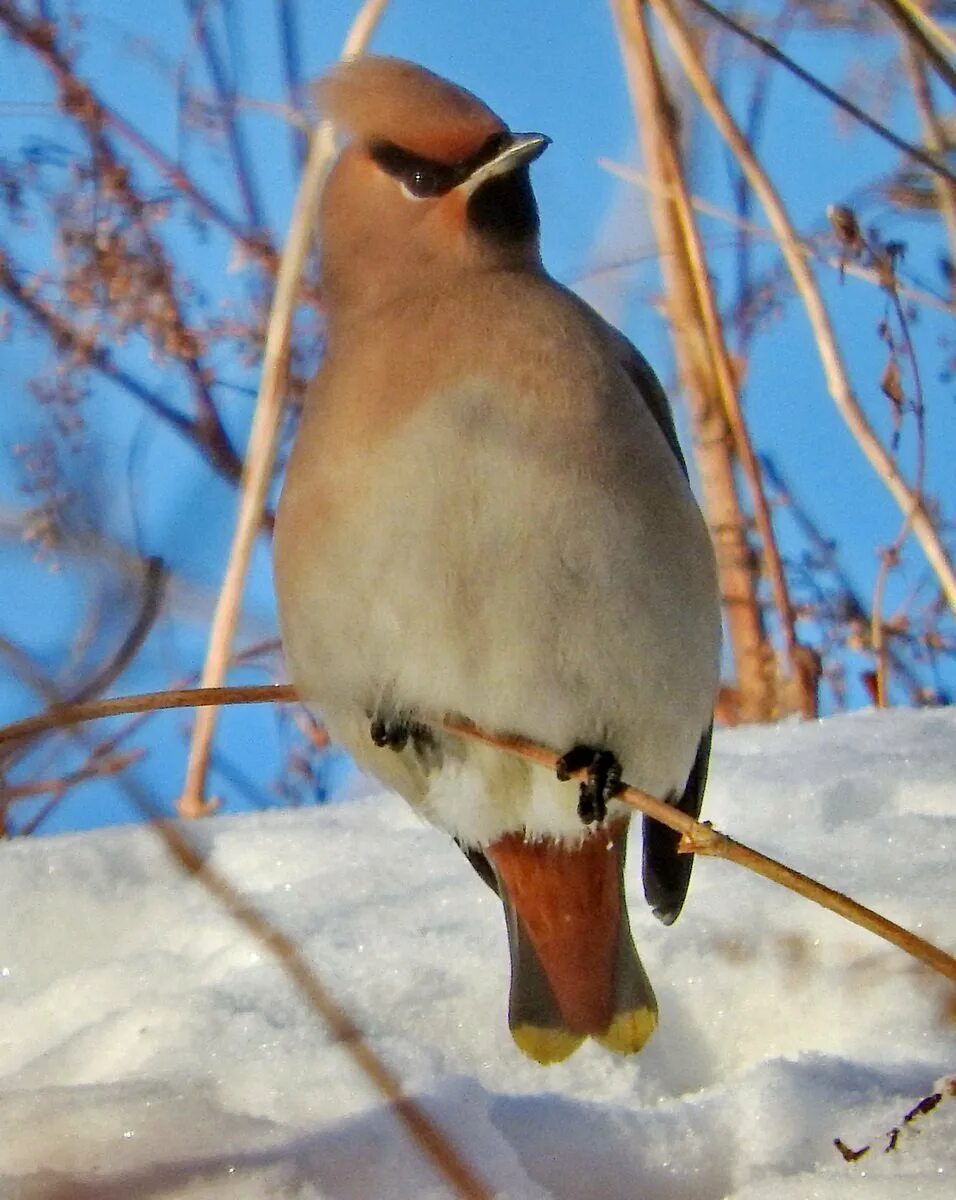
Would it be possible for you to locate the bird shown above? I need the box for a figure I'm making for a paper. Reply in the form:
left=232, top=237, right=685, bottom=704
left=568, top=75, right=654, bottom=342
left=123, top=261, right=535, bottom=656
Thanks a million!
left=274, top=56, right=720, bottom=1065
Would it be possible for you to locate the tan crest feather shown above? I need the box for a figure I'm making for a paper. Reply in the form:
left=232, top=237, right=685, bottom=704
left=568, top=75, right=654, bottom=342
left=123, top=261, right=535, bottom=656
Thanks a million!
left=317, top=55, right=505, bottom=164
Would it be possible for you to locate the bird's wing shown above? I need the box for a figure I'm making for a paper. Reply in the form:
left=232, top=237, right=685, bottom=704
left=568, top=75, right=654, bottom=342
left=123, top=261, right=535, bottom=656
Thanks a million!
left=641, top=722, right=713, bottom=925
left=610, top=325, right=715, bottom=925
left=610, top=327, right=689, bottom=478
left=457, top=841, right=499, bottom=894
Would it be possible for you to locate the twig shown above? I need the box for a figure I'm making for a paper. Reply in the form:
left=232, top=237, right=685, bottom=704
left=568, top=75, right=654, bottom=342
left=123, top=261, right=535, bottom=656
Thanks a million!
left=183, top=0, right=264, bottom=229
left=835, top=1076, right=955, bottom=1162
left=867, top=236, right=927, bottom=707
left=870, top=0, right=956, bottom=93
left=178, top=0, right=390, bottom=819
left=648, top=0, right=956, bottom=614
left=680, top=0, right=956, bottom=182
left=3, top=683, right=955, bottom=984
left=3, top=748, right=144, bottom=803
left=610, top=0, right=774, bottom=721
left=904, top=42, right=956, bottom=294
left=0, top=247, right=244, bottom=479
left=0, top=1, right=280, bottom=275
left=599, top=159, right=954, bottom=314
left=759, top=454, right=928, bottom=706
left=614, top=0, right=805, bottom=712
left=276, top=0, right=308, bottom=169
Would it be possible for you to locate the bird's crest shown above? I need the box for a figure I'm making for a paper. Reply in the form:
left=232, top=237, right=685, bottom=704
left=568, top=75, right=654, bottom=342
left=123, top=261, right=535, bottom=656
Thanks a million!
left=317, top=55, right=505, bottom=165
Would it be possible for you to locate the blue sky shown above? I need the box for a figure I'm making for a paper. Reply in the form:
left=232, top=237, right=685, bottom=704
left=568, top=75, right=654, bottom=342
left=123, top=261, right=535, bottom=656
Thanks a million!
left=1, top=1, right=953, bottom=833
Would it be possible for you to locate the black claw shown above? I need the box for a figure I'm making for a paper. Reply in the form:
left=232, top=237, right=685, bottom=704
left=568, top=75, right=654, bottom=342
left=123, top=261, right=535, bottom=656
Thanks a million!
left=370, top=716, right=409, bottom=751
left=370, top=713, right=435, bottom=756
left=556, top=744, right=624, bottom=826
left=555, top=744, right=595, bottom=782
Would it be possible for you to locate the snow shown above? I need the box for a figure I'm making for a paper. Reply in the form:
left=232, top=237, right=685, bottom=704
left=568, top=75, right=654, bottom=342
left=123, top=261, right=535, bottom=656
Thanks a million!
left=2, top=708, right=954, bottom=1199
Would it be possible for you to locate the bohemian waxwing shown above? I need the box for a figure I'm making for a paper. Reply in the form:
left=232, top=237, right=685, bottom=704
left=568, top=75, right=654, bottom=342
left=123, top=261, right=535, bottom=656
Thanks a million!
left=274, top=56, right=721, bottom=1064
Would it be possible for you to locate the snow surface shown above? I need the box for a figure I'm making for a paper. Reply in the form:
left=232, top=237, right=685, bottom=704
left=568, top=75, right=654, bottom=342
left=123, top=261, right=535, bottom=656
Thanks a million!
left=1, top=708, right=954, bottom=1199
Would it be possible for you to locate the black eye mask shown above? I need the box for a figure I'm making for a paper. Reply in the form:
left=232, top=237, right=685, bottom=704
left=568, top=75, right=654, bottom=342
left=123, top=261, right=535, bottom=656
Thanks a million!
left=369, top=132, right=512, bottom=198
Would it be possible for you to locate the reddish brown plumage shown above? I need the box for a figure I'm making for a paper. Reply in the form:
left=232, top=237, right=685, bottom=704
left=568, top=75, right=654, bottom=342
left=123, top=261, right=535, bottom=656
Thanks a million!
left=317, top=55, right=504, bottom=163
left=486, top=823, right=627, bottom=1034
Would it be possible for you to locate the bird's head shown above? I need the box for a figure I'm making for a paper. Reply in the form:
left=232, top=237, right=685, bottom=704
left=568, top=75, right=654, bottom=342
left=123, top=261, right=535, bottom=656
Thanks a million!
left=316, top=56, right=550, bottom=312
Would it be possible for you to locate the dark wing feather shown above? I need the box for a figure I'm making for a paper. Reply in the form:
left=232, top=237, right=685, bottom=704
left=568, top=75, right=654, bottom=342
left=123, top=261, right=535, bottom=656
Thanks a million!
left=457, top=841, right=500, bottom=894
left=614, top=333, right=689, bottom=478
left=612, top=329, right=712, bottom=925
left=642, top=723, right=713, bottom=925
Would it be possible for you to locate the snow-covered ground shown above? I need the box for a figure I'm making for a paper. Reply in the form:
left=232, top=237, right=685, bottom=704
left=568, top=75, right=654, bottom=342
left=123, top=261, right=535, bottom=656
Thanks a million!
left=2, top=708, right=954, bottom=1199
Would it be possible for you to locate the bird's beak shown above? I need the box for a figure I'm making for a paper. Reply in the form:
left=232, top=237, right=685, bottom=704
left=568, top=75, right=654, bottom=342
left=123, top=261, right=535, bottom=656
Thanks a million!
left=461, top=132, right=551, bottom=196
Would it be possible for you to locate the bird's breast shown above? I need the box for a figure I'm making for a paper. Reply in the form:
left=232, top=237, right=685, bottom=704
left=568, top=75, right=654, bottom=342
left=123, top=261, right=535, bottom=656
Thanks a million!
left=276, top=363, right=719, bottom=833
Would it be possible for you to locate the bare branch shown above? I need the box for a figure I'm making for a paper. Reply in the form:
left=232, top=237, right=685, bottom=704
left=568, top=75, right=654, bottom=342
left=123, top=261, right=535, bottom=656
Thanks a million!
left=599, top=159, right=955, bottom=313
left=649, top=0, right=956, bottom=613
left=277, top=0, right=308, bottom=170
left=178, top=0, right=392, bottom=819
left=0, top=247, right=244, bottom=485
left=182, top=0, right=264, bottom=230
left=610, top=0, right=775, bottom=720
left=904, top=42, right=956, bottom=291
left=870, top=0, right=956, bottom=92
left=3, top=682, right=955, bottom=984
left=613, top=0, right=810, bottom=715
left=0, top=0, right=280, bottom=274
left=682, top=0, right=956, bottom=183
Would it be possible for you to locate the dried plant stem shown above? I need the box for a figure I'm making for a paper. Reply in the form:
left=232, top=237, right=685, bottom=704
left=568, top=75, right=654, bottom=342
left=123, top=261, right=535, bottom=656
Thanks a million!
left=681, top=0, right=956, bottom=181
left=178, top=0, right=390, bottom=819
left=871, top=0, right=956, bottom=92
left=614, top=0, right=807, bottom=713
left=611, top=0, right=774, bottom=721
left=0, top=1, right=279, bottom=274
left=870, top=252, right=927, bottom=707
left=4, top=683, right=955, bottom=984
left=904, top=43, right=956, bottom=290
left=599, top=159, right=954, bottom=314
left=648, top=0, right=956, bottom=615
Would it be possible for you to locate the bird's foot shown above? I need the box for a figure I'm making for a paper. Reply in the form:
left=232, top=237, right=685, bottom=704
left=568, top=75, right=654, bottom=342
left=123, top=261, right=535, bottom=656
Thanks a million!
left=556, top=745, right=623, bottom=825
left=369, top=712, right=434, bottom=755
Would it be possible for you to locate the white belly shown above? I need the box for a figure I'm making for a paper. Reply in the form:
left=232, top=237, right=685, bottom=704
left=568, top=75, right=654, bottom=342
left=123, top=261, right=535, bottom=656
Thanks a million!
left=277, top=380, right=719, bottom=844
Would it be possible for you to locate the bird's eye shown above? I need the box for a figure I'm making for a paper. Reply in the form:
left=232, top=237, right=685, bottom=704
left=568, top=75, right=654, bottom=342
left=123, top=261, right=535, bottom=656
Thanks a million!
left=404, top=165, right=447, bottom=198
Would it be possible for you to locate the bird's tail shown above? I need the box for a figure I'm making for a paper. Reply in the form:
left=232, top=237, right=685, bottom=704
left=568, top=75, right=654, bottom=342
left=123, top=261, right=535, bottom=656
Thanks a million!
left=486, top=819, right=657, bottom=1064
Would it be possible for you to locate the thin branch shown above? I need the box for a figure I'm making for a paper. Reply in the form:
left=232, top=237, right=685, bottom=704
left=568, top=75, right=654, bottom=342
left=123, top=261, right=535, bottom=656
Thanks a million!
left=614, top=0, right=806, bottom=711
left=0, top=1, right=280, bottom=274
left=0, top=247, right=244, bottom=486
left=680, top=0, right=956, bottom=183
left=69, top=556, right=168, bottom=705
left=3, top=683, right=955, bottom=984
left=870, top=0, right=956, bottom=92
left=648, top=0, right=956, bottom=613
left=0, top=4, right=250, bottom=483
left=759, top=454, right=928, bottom=706
left=869, top=240, right=927, bottom=707
left=610, top=0, right=774, bottom=721
left=277, top=0, right=308, bottom=169
left=183, top=0, right=264, bottom=229
left=904, top=42, right=956, bottom=292
left=178, top=0, right=391, bottom=819
left=599, top=159, right=955, bottom=314
left=4, top=747, right=144, bottom=803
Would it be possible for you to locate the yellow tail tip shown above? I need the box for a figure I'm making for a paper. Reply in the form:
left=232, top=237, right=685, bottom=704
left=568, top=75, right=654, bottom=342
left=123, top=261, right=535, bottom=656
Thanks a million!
left=511, top=1025, right=585, bottom=1065
left=594, top=1006, right=658, bottom=1056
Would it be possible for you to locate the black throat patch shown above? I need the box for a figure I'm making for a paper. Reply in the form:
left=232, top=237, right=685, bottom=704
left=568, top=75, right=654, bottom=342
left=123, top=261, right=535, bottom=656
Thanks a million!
left=466, top=167, right=540, bottom=244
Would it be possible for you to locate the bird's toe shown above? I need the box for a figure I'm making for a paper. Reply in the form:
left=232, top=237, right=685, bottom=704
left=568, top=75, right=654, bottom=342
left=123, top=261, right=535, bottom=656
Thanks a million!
left=556, top=744, right=624, bottom=825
